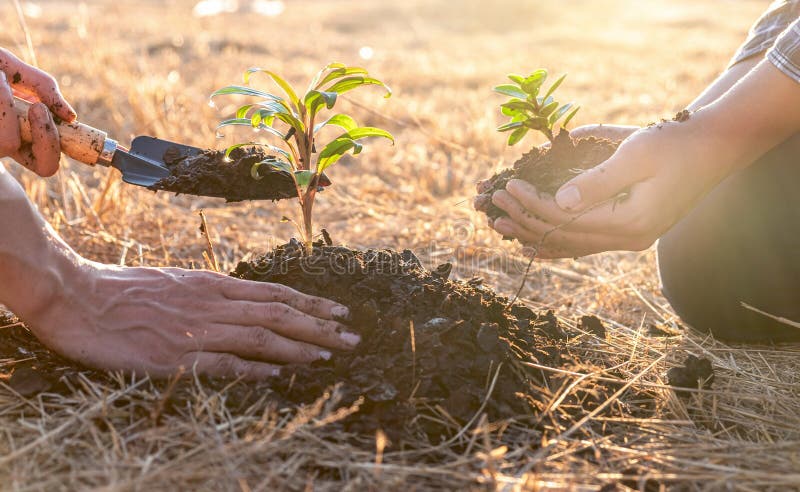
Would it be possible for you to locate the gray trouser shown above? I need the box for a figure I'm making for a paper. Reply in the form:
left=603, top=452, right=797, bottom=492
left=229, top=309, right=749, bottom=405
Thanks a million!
left=657, top=134, right=800, bottom=342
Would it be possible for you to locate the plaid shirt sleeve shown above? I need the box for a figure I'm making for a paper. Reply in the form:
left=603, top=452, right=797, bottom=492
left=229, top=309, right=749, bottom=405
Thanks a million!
left=767, top=18, right=800, bottom=81
left=730, top=0, right=800, bottom=67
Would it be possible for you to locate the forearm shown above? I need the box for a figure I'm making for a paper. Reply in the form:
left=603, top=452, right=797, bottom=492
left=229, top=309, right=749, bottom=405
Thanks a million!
left=693, top=59, right=800, bottom=178
left=687, top=58, right=760, bottom=111
left=0, top=164, right=80, bottom=319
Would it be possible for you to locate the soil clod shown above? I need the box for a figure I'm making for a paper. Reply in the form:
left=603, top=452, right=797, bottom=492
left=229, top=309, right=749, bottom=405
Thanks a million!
left=149, top=146, right=299, bottom=202
left=475, top=131, right=619, bottom=220
left=580, top=315, right=607, bottom=339
left=667, top=354, right=714, bottom=394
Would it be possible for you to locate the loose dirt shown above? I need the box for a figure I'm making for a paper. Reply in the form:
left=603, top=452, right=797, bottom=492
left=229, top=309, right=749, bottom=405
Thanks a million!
left=149, top=146, right=301, bottom=202
left=474, top=131, right=619, bottom=220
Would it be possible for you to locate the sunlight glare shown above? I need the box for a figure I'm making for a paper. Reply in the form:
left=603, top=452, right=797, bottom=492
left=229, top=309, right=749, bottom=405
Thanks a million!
left=359, top=46, right=374, bottom=60
left=22, top=2, right=43, bottom=19
left=252, top=0, right=285, bottom=17
left=192, top=0, right=238, bottom=17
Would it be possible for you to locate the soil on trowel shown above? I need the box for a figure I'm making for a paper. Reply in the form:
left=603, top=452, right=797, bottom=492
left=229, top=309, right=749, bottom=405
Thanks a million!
left=474, top=130, right=619, bottom=220
left=148, top=146, right=300, bottom=202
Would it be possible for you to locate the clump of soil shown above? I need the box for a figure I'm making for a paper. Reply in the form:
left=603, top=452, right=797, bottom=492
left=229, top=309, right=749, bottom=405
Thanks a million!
left=667, top=355, right=714, bottom=395
left=0, top=316, right=109, bottom=396
left=474, top=131, right=619, bottom=220
left=149, top=146, right=300, bottom=202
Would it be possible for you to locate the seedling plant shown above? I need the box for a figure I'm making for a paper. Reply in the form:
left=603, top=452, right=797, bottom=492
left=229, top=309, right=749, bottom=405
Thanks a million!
left=211, top=63, right=394, bottom=253
left=494, top=69, right=579, bottom=146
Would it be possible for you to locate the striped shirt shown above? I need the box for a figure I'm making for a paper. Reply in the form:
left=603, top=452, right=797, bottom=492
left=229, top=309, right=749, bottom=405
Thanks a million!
left=730, top=0, right=800, bottom=82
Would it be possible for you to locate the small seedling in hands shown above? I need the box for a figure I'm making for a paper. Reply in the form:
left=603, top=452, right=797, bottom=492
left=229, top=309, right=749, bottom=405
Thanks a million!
left=212, top=63, right=394, bottom=253
left=494, top=69, right=580, bottom=146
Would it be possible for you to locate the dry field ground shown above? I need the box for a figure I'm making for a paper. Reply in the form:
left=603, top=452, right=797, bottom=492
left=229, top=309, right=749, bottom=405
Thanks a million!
left=1, top=0, right=800, bottom=490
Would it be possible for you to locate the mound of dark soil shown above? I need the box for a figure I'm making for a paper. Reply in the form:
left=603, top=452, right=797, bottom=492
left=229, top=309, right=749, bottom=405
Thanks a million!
left=149, top=146, right=301, bottom=202
left=474, top=131, right=619, bottom=220
left=0, top=239, right=667, bottom=445
left=229, top=239, right=645, bottom=441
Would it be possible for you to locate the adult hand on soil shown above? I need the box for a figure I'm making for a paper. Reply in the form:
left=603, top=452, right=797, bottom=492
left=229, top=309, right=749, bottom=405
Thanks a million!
left=490, top=61, right=800, bottom=258
left=0, top=48, right=76, bottom=177
left=23, top=262, right=359, bottom=380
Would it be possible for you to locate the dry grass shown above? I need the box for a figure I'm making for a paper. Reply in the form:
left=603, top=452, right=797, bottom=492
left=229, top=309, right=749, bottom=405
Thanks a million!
left=1, top=0, right=799, bottom=490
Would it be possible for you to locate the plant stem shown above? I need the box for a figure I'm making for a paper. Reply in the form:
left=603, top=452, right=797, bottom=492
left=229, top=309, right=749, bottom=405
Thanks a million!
left=302, top=203, right=313, bottom=253
left=300, top=178, right=319, bottom=254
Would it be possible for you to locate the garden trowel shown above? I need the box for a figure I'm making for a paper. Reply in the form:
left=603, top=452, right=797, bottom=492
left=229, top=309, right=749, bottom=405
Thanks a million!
left=14, top=96, right=179, bottom=187
left=13, top=96, right=330, bottom=195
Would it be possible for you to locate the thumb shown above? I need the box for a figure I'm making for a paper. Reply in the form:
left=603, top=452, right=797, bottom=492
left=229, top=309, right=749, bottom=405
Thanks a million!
left=554, top=152, right=646, bottom=212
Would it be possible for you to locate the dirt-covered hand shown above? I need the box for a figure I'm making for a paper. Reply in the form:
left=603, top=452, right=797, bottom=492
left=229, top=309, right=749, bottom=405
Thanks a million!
left=23, top=262, right=359, bottom=380
left=489, top=121, right=714, bottom=257
left=490, top=60, right=800, bottom=258
left=0, top=48, right=76, bottom=177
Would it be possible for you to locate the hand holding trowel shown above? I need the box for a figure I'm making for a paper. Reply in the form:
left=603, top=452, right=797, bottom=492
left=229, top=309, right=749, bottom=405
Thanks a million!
left=12, top=96, right=330, bottom=202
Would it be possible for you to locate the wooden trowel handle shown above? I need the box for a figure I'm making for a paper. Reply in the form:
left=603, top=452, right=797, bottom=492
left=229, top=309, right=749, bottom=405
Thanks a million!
left=13, top=96, right=111, bottom=166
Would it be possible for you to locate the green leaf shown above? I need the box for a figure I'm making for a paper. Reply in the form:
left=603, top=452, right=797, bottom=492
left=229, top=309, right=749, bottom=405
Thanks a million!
left=294, top=170, right=316, bottom=187
left=314, top=114, right=358, bottom=134
left=308, top=62, right=347, bottom=91
left=304, top=90, right=338, bottom=117
left=211, top=85, right=283, bottom=101
left=494, top=84, right=527, bottom=99
left=250, top=108, right=306, bottom=134
left=236, top=104, right=254, bottom=119
left=543, top=73, right=567, bottom=101
left=325, top=76, right=392, bottom=98
left=497, top=121, right=524, bottom=132
left=244, top=68, right=300, bottom=109
left=501, top=100, right=537, bottom=113
left=316, top=66, right=369, bottom=89
left=562, top=106, right=580, bottom=127
left=507, top=74, right=525, bottom=85
left=548, top=103, right=574, bottom=125
left=317, top=138, right=361, bottom=171
left=236, top=100, right=298, bottom=120
left=224, top=142, right=251, bottom=159
left=251, top=158, right=293, bottom=180
left=507, top=126, right=529, bottom=146
left=340, top=126, right=395, bottom=144
left=217, top=118, right=258, bottom=131
left=523, top=117, right=549, bottom=131
left=317, top=127, right=393, bottom=172
left=521, top=70, right=547, bottom=96
left=501, top=105, right=520, bottom=117
left=217, top=118, right=288, bottom=141
left=536, top=95, right=555, bottom=107
left=540, top=100, right=559, bottom=117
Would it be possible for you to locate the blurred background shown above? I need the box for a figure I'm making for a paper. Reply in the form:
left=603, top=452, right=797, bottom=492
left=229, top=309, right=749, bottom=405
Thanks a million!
left=0, top=0, right=765, bottom=324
